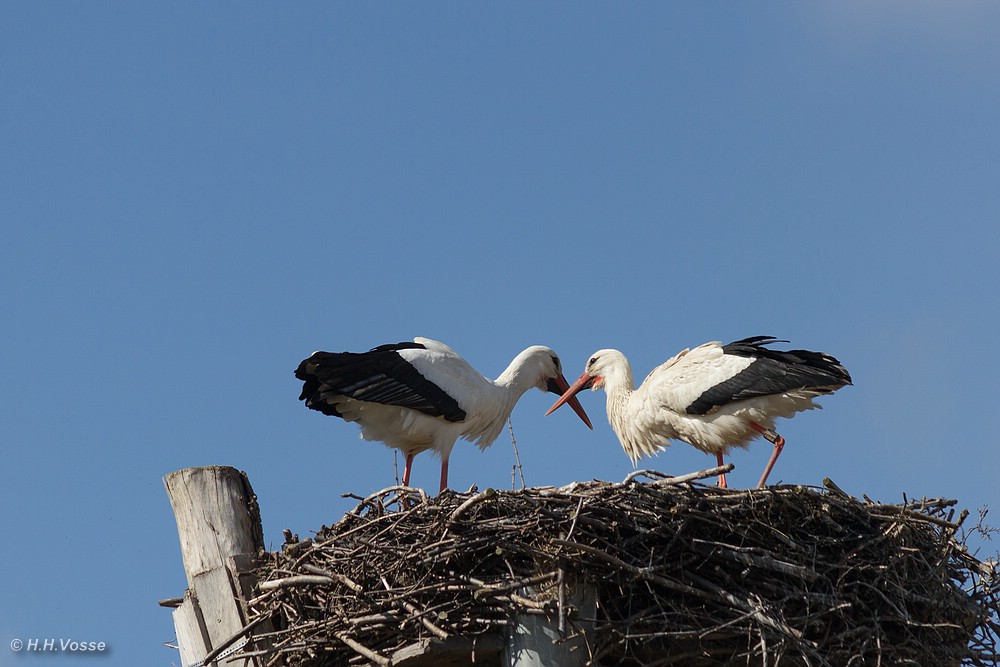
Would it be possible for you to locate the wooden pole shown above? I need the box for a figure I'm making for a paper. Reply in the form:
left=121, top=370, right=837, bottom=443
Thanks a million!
left=164, top=466, right=266, bottom=667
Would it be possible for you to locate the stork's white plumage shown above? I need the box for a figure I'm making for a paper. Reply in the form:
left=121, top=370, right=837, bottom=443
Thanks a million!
left=296, top=337, right=592, bottom=492
left=547, top=336, right=851, bottom=488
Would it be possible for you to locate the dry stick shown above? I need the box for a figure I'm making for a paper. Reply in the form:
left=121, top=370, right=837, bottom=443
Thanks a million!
left=300, top=564, right=364, bottom=593
left=380, top=576, right=450, bottom=639
left=448, top=488, right=497, bottom=525
left=622, top=468, right=673, bottom=483
left=345, top=485, right=429, bottom=516
left=330, top=512, right=404, bottom=544
left=688, top=538, right=819, bottom=582
left=897, top=507, right=964, bottom=530
left=333, top=631, right=390, bottom=666
left=348, top=613, right=402, bottom=627
left=903, top=496, right=958, bottom=511
left=623, top=464, right=735, bottom=486
left=564, top=496, right=585, bottom=542
left=509, top=592, right=548, bottom=610
left=397, top=599, right=450, bottom=639
left=508, top=419, right=526, bottom=490
left=457, top=570, right=558, bottom=594
left=416, top=535, right=496, bottom=566
left=258, top=574, right=344, bottom=591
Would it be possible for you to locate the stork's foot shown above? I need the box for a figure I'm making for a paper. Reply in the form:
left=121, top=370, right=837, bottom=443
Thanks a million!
left=756, top=433, right=786, bottom=488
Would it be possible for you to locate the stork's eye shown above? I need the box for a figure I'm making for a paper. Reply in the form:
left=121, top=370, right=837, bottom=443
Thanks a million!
left=588, top=356, right=598, bottom=366
left=550, top=354, right=560, bottom=370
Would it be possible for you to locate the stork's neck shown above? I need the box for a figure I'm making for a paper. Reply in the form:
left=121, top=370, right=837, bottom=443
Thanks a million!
left=456, top=358, right=538, bottom=450
left=494, top=359, right=541, bottom=397
left=488, top=353, right=550, bottom=424
left=601, top=362, right=636, bottom=429
left=601, top=357, right=665, bottom=465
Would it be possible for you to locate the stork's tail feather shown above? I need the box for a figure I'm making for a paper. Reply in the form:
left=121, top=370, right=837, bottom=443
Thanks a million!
left=723, top=336, right=853, bottom=388
left=295, top=353, right=348, bottom=417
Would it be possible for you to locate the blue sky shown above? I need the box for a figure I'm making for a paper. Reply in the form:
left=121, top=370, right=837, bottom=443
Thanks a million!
left=2, top=3, right=998, bottom=664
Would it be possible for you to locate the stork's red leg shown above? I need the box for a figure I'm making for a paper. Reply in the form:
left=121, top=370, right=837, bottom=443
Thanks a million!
left=402, top=452, right=415, bottom=487
left=749, top=421, right=785, bottom=488
left=439, top=458, right=449, bottom=494
left=716, top=452, right=728, bottom=488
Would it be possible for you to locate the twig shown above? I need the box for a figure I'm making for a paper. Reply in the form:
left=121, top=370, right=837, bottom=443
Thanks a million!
left=448, top=488, right=497, bottom=525
left=300, top=564, right=364, bottom=593
left=822, top=477, right=850, bottom=498
left=455, top=570, right=559, bottom=593
left=565, top=497, right=585, bottom=542
left=688, top=538, right=819, bottom=582
left=257, top=574, right=343, bottom=591
left=342, top=485, right=428, bottom=516
left=508, top=419, right=526, bottom=490
left=334, top=632, right=390, bottom=666
left=380, top=576, right=449, bottom=639
left=623, top=464, right=734, bottom=486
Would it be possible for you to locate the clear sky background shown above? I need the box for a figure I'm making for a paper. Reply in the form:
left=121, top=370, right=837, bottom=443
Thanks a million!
left=2, top=3, right=998, bottom=665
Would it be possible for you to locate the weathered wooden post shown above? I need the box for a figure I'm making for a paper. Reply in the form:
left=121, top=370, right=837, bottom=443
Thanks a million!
left=164, top=466, right=266, bottom=667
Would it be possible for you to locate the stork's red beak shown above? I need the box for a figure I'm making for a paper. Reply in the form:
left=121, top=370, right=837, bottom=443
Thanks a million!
left=546, top=373, right=593, bottom=429
left=546, top=372, right=596, bottom=428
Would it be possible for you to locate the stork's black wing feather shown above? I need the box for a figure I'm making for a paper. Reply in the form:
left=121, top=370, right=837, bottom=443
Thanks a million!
left=295, top=342, right=467, bottom=422
left=685, top=337, right=852, bottom=415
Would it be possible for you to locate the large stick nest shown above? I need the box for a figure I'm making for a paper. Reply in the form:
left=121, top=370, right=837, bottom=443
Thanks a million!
left=248, top=469, right=999, bottom=666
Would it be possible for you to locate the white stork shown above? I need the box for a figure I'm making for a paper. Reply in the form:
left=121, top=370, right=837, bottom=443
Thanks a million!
left=547, top=336, right=851, bottom=488
left=296, top=337, right=592, bottom=492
